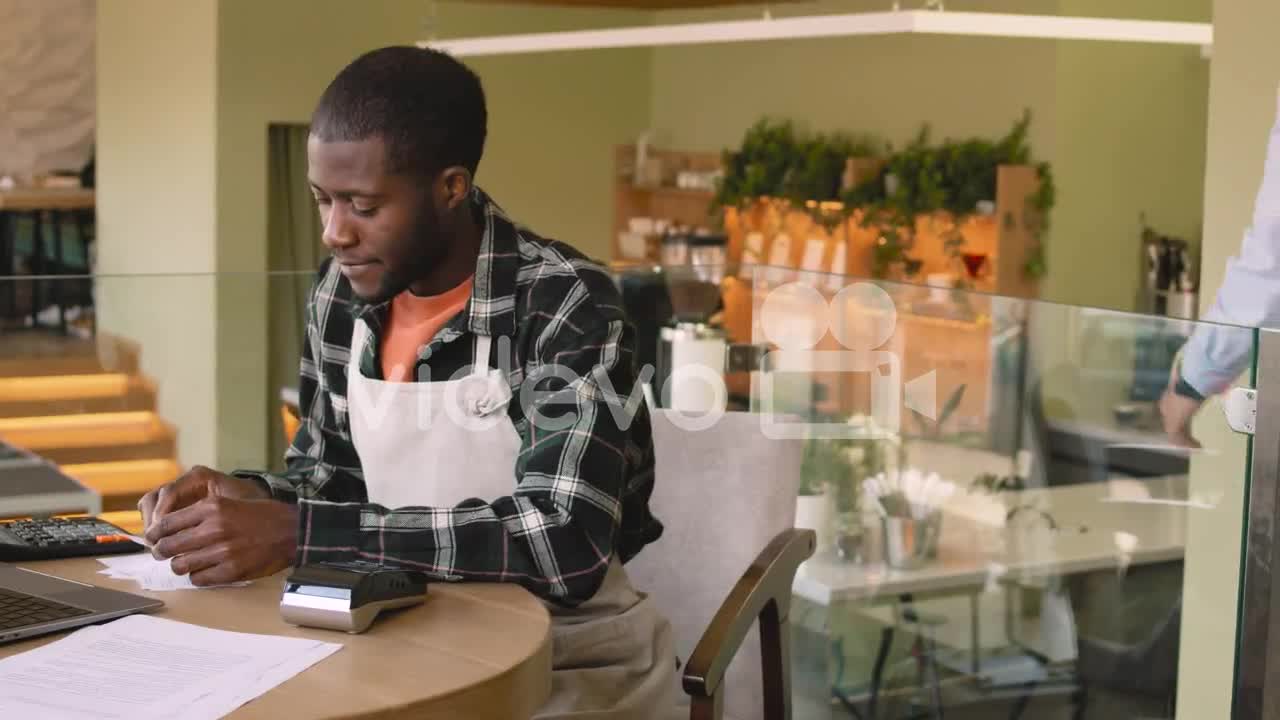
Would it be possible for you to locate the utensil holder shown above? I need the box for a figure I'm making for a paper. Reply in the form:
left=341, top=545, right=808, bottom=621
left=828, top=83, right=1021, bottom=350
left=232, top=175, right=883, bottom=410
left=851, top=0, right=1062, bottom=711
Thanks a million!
left=882, top=513, right=942, bottom=570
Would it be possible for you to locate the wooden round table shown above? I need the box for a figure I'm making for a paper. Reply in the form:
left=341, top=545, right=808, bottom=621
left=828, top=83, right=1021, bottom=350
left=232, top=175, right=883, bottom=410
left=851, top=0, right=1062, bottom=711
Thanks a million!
left=1, top=557, right=552, bottom=719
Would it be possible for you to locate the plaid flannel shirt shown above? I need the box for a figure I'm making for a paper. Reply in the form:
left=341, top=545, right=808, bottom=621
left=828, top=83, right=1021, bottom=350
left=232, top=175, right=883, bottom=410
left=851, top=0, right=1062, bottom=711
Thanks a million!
left=236, top=188, right=661, bottom=606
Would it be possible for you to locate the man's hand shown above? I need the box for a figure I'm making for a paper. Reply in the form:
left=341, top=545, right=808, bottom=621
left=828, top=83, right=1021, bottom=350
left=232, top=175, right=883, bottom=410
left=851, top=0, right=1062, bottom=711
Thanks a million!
left=1159, top=377, right=1204, bottom=449
left=146, top=486, right=299, bottom=587
left=138, top=465, right=269, bottom=541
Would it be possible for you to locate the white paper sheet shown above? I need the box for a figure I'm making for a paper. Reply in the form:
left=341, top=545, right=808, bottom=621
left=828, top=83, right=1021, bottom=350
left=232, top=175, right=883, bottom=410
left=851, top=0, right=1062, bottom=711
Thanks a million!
left=98, top=553, right=250, bottom=592
left=0, top=615, right=342, bottom=720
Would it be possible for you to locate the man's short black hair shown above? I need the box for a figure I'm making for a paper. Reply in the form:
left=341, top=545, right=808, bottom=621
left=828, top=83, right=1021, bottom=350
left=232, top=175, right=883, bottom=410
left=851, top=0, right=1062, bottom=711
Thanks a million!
left=311, top=46, right=487, bottom=177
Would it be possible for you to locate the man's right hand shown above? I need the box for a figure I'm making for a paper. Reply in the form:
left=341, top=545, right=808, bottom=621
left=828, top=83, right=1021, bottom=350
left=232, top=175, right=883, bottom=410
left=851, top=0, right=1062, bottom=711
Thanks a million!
left=138, top=466, right=269, bottom=556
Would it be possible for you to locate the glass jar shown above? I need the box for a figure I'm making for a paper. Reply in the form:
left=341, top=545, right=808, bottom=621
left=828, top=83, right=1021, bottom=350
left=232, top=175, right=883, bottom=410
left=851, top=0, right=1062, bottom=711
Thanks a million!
left=660, top=231, right=689, bottom=266
left=688, top=232, right=726, bottom=284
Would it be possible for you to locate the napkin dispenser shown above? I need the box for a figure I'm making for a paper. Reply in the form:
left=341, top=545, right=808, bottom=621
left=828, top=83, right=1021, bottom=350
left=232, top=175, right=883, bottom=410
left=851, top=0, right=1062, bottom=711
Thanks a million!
left=280, top=560, right=428, bottom=634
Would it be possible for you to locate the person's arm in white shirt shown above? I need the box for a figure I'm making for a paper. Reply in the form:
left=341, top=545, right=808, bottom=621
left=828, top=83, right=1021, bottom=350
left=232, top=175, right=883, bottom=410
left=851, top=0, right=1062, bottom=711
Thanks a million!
left=1162, top=87, right=1280, bottom=446
left=1179, top=90, right=1280, bottom=395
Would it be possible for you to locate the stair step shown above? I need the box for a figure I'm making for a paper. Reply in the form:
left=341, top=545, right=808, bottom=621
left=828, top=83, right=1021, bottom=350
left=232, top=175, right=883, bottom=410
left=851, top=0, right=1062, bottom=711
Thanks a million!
left=97, top=510, right=144, bottom=535
left=62, top=459, right=181, bottom=513
left=0, top=332, right=140, bottom=377
left=0, top=374, right=157, bottom=418
left=0, top=411, right=176, bottom=465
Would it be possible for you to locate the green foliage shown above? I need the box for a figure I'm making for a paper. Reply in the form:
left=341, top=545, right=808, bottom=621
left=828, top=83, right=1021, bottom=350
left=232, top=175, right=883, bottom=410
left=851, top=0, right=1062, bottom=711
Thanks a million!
left=843, top=111, right=1055, bottom=280
left=799, top=435, right=842, bottom=496
left=870, top=223, right=918, bottom=279
left=845, top=111, right=1035, bottom=220
left=714, top=112, right=1056, bottom=281
left=782, top=133, right=883, bottom=206
left=799, top=432, right=892, bottom=518
left=714, top=120, right=882, bottom=209
left=714, top=119, right=801, bottom=209
left=1024, top=161, right=1057, bottom=279
left=799, top=412, right=894, bottom=520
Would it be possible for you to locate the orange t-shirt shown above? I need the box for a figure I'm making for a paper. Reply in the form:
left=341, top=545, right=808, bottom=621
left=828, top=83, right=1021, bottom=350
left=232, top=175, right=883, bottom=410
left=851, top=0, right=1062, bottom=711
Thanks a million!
left=380, top=275, right=474, bottom=382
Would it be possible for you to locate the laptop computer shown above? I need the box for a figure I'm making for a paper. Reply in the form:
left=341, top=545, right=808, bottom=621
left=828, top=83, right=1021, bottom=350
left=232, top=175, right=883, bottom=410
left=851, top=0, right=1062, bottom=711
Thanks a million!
left=0, top=563, right=163, bottom=645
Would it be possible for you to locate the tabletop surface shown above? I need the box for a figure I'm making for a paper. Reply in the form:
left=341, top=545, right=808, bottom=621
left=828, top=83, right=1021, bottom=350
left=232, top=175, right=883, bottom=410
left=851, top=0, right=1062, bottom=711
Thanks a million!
left=795, top=475, right=1190, bottom=605
left=0, top=557, right=552, bottom=719
left=1046, top=412, right=1179, bottom=454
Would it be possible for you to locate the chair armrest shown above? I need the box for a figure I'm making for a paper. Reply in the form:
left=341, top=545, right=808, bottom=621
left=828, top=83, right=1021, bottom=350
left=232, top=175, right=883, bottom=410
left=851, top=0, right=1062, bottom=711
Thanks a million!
left=682, top=528, right=816, bottom=700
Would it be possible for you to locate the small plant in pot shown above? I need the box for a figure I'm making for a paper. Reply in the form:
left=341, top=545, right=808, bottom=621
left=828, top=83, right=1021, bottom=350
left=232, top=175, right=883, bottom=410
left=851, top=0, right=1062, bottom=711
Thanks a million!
left=796, top=436, right=835, bottom=554
left=797, top=413, right=891, bottom=560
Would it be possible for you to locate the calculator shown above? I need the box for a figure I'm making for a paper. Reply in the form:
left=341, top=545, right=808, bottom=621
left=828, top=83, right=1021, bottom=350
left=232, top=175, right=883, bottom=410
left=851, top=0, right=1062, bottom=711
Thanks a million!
left=0, top=517, right=145, bottom=562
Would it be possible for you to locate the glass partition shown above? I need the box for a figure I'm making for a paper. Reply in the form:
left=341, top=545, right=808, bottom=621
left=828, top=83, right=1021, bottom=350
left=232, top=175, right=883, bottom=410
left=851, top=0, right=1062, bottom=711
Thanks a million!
left=0, top=267, right=1265, bottom=718
left=615, top=262, right=1257, bottom=719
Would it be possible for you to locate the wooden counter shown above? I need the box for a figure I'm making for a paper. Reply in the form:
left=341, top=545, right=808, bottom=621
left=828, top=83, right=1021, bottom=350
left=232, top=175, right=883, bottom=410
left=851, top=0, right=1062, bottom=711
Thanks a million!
left=0, top=557, right=552, bottom=719
left=0, top=188, right=94, bottom=212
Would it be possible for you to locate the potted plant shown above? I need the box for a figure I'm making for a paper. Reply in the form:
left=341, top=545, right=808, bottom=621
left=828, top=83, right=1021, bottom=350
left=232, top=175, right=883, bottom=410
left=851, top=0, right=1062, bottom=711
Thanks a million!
left=796, top=435, right=836, bottom=555
left=841, top=111, right=1056, bottom=281
left=833, top=426, right=894, bottom=563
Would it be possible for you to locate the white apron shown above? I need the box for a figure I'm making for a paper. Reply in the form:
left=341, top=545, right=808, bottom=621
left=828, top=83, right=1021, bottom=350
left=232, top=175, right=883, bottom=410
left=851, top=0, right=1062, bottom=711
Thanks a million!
left=346, top=320, right=676, bottom=719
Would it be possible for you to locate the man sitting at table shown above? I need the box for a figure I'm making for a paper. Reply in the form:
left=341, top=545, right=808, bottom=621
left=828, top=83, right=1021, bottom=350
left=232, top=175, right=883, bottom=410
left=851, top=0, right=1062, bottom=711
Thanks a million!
left=138, top=46, right=674, bottom=718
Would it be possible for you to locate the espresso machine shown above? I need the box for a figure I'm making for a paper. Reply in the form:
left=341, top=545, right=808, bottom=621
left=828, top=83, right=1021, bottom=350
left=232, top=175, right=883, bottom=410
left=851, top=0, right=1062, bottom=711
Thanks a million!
left=1130, top=219, right=1198, bottom=405
left=657, top=233, right=732, bottom=413
left=1139, top=219, right=1198, bottom=320
left=617, top=231, right=764, bottom=414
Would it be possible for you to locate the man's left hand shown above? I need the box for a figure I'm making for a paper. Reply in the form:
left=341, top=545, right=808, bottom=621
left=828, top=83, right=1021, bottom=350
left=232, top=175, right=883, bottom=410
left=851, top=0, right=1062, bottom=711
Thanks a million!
left=149, top=490, right=299, bottom=586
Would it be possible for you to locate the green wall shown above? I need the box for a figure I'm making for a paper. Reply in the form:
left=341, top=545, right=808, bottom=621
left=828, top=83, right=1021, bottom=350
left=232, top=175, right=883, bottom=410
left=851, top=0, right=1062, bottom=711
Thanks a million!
left=647, top=0, right=1210, bottom=313
left=1051, top=0, right=1210, bottom=312
left=1031, top=0, right=1210, bottom=421
left=97, top=0, right=221, bottom=468
left=1178, top=0, right=1280, bottom=714
left=650, top=0, right=1057, bottom=153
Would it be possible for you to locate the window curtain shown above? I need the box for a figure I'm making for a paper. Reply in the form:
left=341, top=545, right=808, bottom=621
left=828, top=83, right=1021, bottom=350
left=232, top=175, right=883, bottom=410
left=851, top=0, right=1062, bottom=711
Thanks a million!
left=266, top=124, right=324, bottom=470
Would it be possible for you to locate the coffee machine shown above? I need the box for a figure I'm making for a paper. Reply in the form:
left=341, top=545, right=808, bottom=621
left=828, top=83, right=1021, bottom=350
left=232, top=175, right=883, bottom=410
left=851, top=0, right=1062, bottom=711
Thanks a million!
left=1130, top=218, right=1198, bottom=405
left=617, top=231, right=766, bottom=414
left=1139, top=219, right=1198, bottom=320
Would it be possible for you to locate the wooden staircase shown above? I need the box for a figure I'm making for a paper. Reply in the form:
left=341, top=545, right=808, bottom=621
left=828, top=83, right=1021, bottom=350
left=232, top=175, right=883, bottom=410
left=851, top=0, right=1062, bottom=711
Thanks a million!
left=0, top=374, right=157, bottom=418
left=0, top=332, right=179, bottom=517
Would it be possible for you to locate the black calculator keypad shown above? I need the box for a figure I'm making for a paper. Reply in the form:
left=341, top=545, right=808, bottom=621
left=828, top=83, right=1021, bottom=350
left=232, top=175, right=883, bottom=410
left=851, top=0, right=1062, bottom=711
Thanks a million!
left=0, top=517, right=144, bottom=561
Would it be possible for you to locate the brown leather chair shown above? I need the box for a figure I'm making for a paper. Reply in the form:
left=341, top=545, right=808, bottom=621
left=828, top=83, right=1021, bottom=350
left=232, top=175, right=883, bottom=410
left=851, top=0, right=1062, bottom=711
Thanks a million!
left=628, top=410, right=813, bottom=720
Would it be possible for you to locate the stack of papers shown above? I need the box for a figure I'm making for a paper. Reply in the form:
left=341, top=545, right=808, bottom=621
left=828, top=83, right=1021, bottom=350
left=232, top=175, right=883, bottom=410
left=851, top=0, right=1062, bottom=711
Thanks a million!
left=0, top=615, right=342, bottom=719
left=98, top=553, right=250, bottom=592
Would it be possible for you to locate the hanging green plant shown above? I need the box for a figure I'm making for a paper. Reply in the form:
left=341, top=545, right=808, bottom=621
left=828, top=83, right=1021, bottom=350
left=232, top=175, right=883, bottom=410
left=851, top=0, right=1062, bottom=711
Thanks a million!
left=871, top=223, right=914, bottom=278
left=843, top=110, right=1054, bottom=280
left=713, top=118, right=801, bottom=209
left=1024, top=161, right=1056, bottom=279
left=781, top=132, right=884, bottom=207
left=714, top=122, right=882, bottom=210
left=712, top=111, right=1056, bottom=281
left=845, top=111, right=1036, bottom=220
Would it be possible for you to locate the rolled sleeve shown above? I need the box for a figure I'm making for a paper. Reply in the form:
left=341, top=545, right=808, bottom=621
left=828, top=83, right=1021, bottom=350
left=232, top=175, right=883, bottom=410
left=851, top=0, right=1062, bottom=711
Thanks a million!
left=1182, top=103, right=1280, bottom=395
